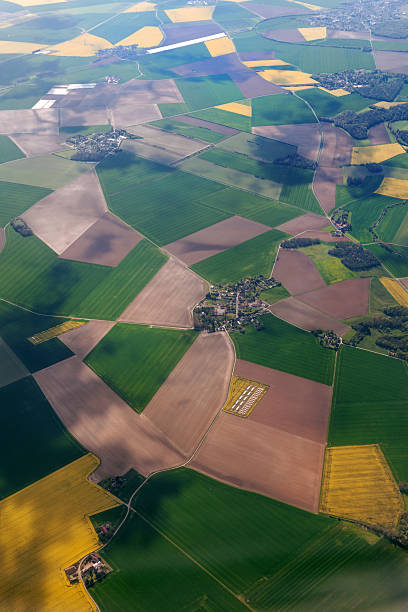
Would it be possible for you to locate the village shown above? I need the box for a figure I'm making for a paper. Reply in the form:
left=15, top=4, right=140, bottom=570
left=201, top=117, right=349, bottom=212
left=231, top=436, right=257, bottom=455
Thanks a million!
left=194, top=275, right=281, bottom=332
left=307, top=0, right=405, bottom=33
left=66, top=128, right=138, bottom=161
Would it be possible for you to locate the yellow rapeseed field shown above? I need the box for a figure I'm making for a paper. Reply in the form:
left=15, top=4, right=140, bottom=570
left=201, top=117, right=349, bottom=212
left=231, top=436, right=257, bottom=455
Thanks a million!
left=165, top=6, right=215, bottom=22
left=320, top=445, right=403, bottom=529
left=318, top=86, right=351, bottom=96
left=283, top=85, right=314, bottom=91
left=351, top=142, right=405, bottom=164
left=375, top=101, right=407, bottom=109
left=0, top=454, right=120, bottom=611
left=28, top=320, right=86, bottom=345
left=243, top=59, right=290, bottom=67
left=117, top=26, right=163, bottom=48
left=287, top=0, right=323, bottom=10
left=0, top=41, right=47, bottom=53
left=205, top=35, right=235, bottom=57
left=215, top=102, right=252, bottom=116
left=380, top=277, right=408, bottom=306
left=223, top=375, right=268, bottom=418
left=298, top=26, right=326, bottom=41
left=51, top=33, right=112, bottom=57
left=258, top=69, right=318, bottom=86
left=124, top=1, right=156, bottom=12
left=376, top=176, right=408, bottom=199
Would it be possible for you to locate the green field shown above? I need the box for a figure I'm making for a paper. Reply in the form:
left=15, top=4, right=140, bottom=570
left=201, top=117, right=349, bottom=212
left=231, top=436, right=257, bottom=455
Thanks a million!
left=190, top=107, right=252, bottom=132
left=299, top=88, right=371, bottom=117
left=232, top=312, right=335, bottom=384
left=329, top=345, right=408, bottom=480
left=0, top=376, right=85, bottom=500
left=96, top=150, right=173, bottom=198
left=252, top=93, right=316, bottom=126
left=344, top=194, right=401, bottom=243
left=0, top=300, right=73, bottom=372
left=59, top=125, right=112, bottom=136
left=0, top=229, right=166, bottom=318
left=260, top=284, right=291, bottom=303
left=383, top=153, right=408, bottom=169
left=176, top=75, right=243, bottom=111
left=366, top=243, right=408, bottom=277
left=199, top=186, right=302, bottom=226
left=369, top=276, right=398, bottom=312
left=85, top=324, right=198, bottom=412
left=0, top=181, right=51, bottom=226
left=0, top=135, right=24, bottom=165
left=0, top=153, right=92, bottom=189
left=377, top=203, right=408, bottom=245
left=91, top=11, right=158, bottom=44
left=213, top=3, right=260, bottom=29
left=148, top=119, right=226, bottom=143
left=191, top=229, right=287, bottom=284
left=335, top=175, right=383, bottom=208
left=108, top=171, right=229, bottom=245
left=219, top=131, right=295, bottom=161
left=93, top=468, right=408, bottom=610
left=300, top=243, right=357, bottom=284
left=197, top=148, right=322, bottom=214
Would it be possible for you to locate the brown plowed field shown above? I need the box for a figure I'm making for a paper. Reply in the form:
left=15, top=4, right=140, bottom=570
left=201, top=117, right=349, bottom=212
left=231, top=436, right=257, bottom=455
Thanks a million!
left=374, top=51, right=408, bottom=74
left=0, top=338, right=29, bottom=388
left=229, top=69, right=286, bottom=97
left=22, top=170, right=107, bottom=254
left=0, top=109, right=58, bottom=135
left=172, top=54, right=243, bottom=78
left=239, top=51, right=276, bottom=61
left=119, top=258, right=206, bottom=327
left=9, top=134, right=66, bottom=157
left=273, top=248, right=326, bottom=295
left=275, top=211, right=328, bottom=235
left=117, top=78, right=184, bottom=104
left=59, top=107, right=110, bottom=127
left=319, top=124, right=353, bottom=167
left=162, top=22, right=223, bottom=45
left=60, top=212, right=142, bottom=266
left=264, top=28, right=306, bottom=43
left=144, top=332, right=234, bottom=456
left=245, top=3, right=308, bottom=18
left=127, top=124, right=208, bottom=158
left=327, top=29, right=371, bottom=39
left=190, top=412, right=325, bottom=512
left=401, top=277, right=408, bottom=290
left=313, top=166, right=343, bottom=213
left=270, top=296, right=350, bottom=336
left=164, top=215, right=270, bottom=266
left=174, top=114, right=239, bottom=136
left=300, top=277, right=370, bottom=319
left=111, top=103, right=161, bottom=129
left=302, top=230, right=347, bottom=242
left=253, top=123, right=320, bottom=160
left=34, top=356, right=184, bottom=480
left=59, top=320, right=115, bottom=359
left=368, top=123, right=390, bottom=145
left=234, top=359, right=332, bottom=444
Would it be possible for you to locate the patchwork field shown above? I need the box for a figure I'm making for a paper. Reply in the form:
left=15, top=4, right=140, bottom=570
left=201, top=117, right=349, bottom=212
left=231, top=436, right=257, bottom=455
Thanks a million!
left=0, top=134, right=24, bottom=164
left=0, top=337, right=28, bottom=388
left=380, top=277, right=408, bottom=306
left=119, top=258, right=206, bottom=327
left=270, top=296, right=350, bottom=335
left=300, top=277, right=371, bottom=319
left=85, top=323, right=198, bottom=412
left=0, top=152, right=91, bottom=189
left=0, top=109, right=58, bottom=135
left=252, top=122, right=320, bottom=160
left=34, top=356, right=184, bottom=480
left=320, top=445, right=403, bottom=529
left=0, top=453, right=119, bottom=611
left=376, top=176, right=408, bottom=199
left=59, top=320, right=115, bottom=360
left=352, top=143, right=406, bottom=165
left=0, top=180, right=51, bottom=227
left=273, top=248, right=326, bottom=295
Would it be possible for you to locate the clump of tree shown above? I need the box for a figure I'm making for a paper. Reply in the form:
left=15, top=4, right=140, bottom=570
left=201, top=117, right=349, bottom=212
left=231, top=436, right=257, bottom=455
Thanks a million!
left=328, top=242, right=380, bottom=270
left=311, top=329, right=341, bottom=350
left=281, top=237, right=321, bottom=248
left=274, top=153, right=317, bottom=170
left=330, top=103, right=408, bottom=139
left=347, top=176, right=362, bottom=186
left=11, top=217, right=32, bottom=237
left=372, top=20, right=408, bottom=39
left=366, top=162, right=383, bottom=173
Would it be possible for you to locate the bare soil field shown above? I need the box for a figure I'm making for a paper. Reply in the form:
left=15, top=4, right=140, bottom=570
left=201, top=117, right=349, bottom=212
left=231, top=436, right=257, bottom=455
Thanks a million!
left=59, top=320, right=115, bottom=359
left=275, top=211, right=328, bottom=235
left=374, top=51, right=408, bottom=74
left=60, top=212, right=142, bottom=266
left=164, top=215, right=270, bottom=265
left=245, top=3, right=308, bottom=18
left=59, top=107, right=110, bottom=127
left=0, top=338, right=29, bottom=388
left=190, top=411, right=325, bottom=512
left=313, top=166, right=343, bottom=213
left=270, top=296, right=350, bottom=336
left=0, top=109, right=58, bottom=135
left=239, top=51, right=276, bottom=61
left=368, top=123, right=390, bottom=145
left=144, top=332, right=234, bottom=456
left=171, top=54, right=243, bottom=77
left=300, top=277, right=370, bottom=319
left=253, top=123, right=320, bottom=160
left=9, top=134, right=66, bottom=157
left=22, top=170, right=107, bottom=254
left=229, top=69, right=286, bottom=97
left=174, top=115, right=239, bottom=136
left=327, top=29, right=371, bottom=39
left=162, top=22, right=223, bottom=45
left=127, top=124, right=208, bottom=158
left=119, top=258, right=206, bottom=327
left=235, top=359, right=332, bottom=444
left=273, top=248, right=326, bottom=295
left=302, top=229, right=347, bottom=242
left=34, top=356, right=184, bottom=481
left=123, top=140, right=183, bottom=164
left=118, top=78, right=184, bottom=104
left=111, top=102, right=161, bottom=129
left=264, top=28, right=306, bottom=43
left=319, top=124, right=353, bottom=167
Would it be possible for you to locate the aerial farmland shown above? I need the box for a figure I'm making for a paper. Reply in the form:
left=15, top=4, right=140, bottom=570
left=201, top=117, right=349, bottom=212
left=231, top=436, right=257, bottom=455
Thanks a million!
left=2, top=0, right=408, bottom=609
